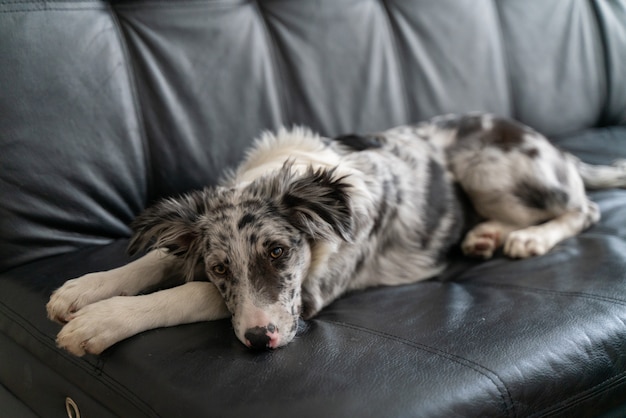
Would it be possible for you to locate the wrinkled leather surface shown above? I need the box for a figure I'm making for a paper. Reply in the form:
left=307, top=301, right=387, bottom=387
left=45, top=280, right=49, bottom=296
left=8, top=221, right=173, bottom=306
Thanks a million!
left=2, top=0, right=626, bottom=272
left=1, top=1, right=626, bottom=417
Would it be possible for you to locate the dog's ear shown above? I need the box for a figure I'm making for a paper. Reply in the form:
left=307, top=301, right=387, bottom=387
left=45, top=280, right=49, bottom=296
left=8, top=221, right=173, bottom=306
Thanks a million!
left=280, top=168, right=353, bottom=242
left=128, top=191, right=207, bottom=258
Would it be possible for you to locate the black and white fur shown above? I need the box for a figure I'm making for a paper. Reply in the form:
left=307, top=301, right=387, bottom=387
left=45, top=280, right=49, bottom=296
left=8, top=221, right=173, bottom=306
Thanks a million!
left=47, top=113, right=626, bottom=355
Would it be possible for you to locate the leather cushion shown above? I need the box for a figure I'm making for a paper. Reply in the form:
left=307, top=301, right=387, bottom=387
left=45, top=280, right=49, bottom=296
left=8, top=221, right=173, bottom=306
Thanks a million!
left=1, top=130, right=625, bottom=417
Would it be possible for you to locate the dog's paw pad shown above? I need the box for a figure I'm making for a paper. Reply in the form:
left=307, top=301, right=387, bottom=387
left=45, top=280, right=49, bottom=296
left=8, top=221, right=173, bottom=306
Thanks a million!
left=462, top=231, right=500, bottom=259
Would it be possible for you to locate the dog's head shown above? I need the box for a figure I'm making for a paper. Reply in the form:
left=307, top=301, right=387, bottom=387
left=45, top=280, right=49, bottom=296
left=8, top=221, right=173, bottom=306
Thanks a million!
left=128, top=165, right=353, bottom=349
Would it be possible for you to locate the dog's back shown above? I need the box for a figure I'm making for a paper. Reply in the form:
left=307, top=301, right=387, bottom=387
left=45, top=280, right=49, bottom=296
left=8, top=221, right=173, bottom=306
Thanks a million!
left=328, top=124, right=469, bottom=288
left=325, top=112, right=626, bottom=269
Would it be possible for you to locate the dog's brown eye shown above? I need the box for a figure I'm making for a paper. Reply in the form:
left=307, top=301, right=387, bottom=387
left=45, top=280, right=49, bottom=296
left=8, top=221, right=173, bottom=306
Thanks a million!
left=213, top=264, right=227, bottom=275
left=269, top=247, right=283, bottom=260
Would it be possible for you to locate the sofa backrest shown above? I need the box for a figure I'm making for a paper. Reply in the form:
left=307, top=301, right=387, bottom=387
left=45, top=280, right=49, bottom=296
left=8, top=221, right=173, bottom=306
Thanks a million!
left=1, top=0, right=625, bottom=272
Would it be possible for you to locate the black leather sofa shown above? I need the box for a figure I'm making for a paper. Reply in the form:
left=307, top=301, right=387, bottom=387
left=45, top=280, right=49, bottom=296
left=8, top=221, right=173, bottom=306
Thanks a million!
left=2, top=1, right=626, bottom=417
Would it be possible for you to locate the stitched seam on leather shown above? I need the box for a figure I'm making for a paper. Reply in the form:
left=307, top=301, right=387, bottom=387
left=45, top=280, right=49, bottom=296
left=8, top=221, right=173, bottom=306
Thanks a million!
left=0, top=0, right=99, bottom=4
left=491, top=0, right=517, bottom=117
left=254, top=0, right=288, bottom=125
left=529, top=369, right=626, bottom=418
left=378, top=0, right=410, bottom=121
left=0, top=299, right=159, bottom=416
left=1, top=0, right=100, bottom=3
left=0, top=6, right=102, bottom=13
left=0, top=0, right=105, bottom=13
left=459, top=281, right=626, bottom=306
left=455, top=280, right=626, bottom=416
left=111, top=0, right=249, bottom=12
left=108, top=2, right=153, bottom=209
left=588, top=0, right=615, bottom=126
left=325, top=318, right=516, bottom=417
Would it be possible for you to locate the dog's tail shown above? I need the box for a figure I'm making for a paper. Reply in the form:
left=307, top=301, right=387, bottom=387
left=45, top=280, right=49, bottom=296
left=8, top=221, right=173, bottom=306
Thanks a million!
left=574, top=157, right=626, bottom=190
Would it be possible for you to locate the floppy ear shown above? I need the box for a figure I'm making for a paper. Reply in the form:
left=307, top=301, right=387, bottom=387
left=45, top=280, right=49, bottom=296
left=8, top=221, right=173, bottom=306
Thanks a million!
left=128, top=191, right=208, bottom=258
left=280, top=168, right=353, bottom=242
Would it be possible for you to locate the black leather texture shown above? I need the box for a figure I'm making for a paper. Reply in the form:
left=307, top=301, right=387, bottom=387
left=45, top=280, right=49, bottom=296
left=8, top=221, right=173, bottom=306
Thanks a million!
left=1, top=1, right=626, bottom=417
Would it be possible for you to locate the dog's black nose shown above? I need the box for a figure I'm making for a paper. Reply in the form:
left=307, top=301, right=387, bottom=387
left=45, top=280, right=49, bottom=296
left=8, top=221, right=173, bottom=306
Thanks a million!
left=244, top=325, right=280, bottom=350
left=245, top=326, right=271, bottom=350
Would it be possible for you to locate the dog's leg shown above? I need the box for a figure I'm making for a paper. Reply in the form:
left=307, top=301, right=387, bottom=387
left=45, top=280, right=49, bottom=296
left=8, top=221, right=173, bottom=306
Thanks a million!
left=444, top=115, right=613, bottom=261
left=504, top=201, right=599, bottom=258
left=462, top=221, right=519, bottom=259
left=575, top=158, right=626, bottom=189
left=56, top=281, right=229, bottom=356
left=47, top=249, right=180, bottom=323
left=463, top=201, right=598, bottom=260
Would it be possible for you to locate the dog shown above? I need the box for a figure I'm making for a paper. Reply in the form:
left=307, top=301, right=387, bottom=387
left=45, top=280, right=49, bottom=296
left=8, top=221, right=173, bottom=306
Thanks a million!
left=47, top=113, right=626, bottom=355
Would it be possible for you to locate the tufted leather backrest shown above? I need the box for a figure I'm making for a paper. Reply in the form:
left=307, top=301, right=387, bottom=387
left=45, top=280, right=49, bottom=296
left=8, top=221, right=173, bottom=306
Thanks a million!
left=1, top=0, right=625, bottom=272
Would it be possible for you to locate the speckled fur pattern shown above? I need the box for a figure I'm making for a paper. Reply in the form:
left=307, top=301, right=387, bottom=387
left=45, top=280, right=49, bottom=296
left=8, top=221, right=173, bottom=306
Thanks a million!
left=47, top=113, right=626, bottom=355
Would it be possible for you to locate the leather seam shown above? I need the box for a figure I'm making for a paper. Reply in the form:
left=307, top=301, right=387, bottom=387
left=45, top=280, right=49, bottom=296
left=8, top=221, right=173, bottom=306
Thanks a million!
left=254, top=0, right=288, bottom=125
left=108, top=2, right=153, bottom=209
left=0, top=299, right=159, bottom=416
left=588, top=0, right=616, bottom=126
left=325, top=318, right=516, bottom=417
left=529, top=369, right=626, bottom=417
left=0, top=0, right=100, bottom=3
left=491, top=0, right=517, bottom=117
left=0, top=6, right=102, bottom=13
left=459, top=281, right=626, bottom=306
left=378, top=0, right=410, bottom=121
left=111, top=0, right=249, bottom=12
left=0, top=0, right=105, bottom=12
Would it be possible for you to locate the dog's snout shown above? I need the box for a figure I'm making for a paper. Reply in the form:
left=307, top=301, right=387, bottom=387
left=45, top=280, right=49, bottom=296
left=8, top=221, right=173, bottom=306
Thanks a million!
left=244, top=324, right=279, bottom=350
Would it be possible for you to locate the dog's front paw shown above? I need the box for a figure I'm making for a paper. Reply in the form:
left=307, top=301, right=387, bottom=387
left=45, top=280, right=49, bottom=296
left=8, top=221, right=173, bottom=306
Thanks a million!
left=462, top=228, right=501, bottom=259
left=47, top=272, right=120, bottom=324
left=55, top=297, right=137, bottom=356
left=504, top=229, right=549, bottom=259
